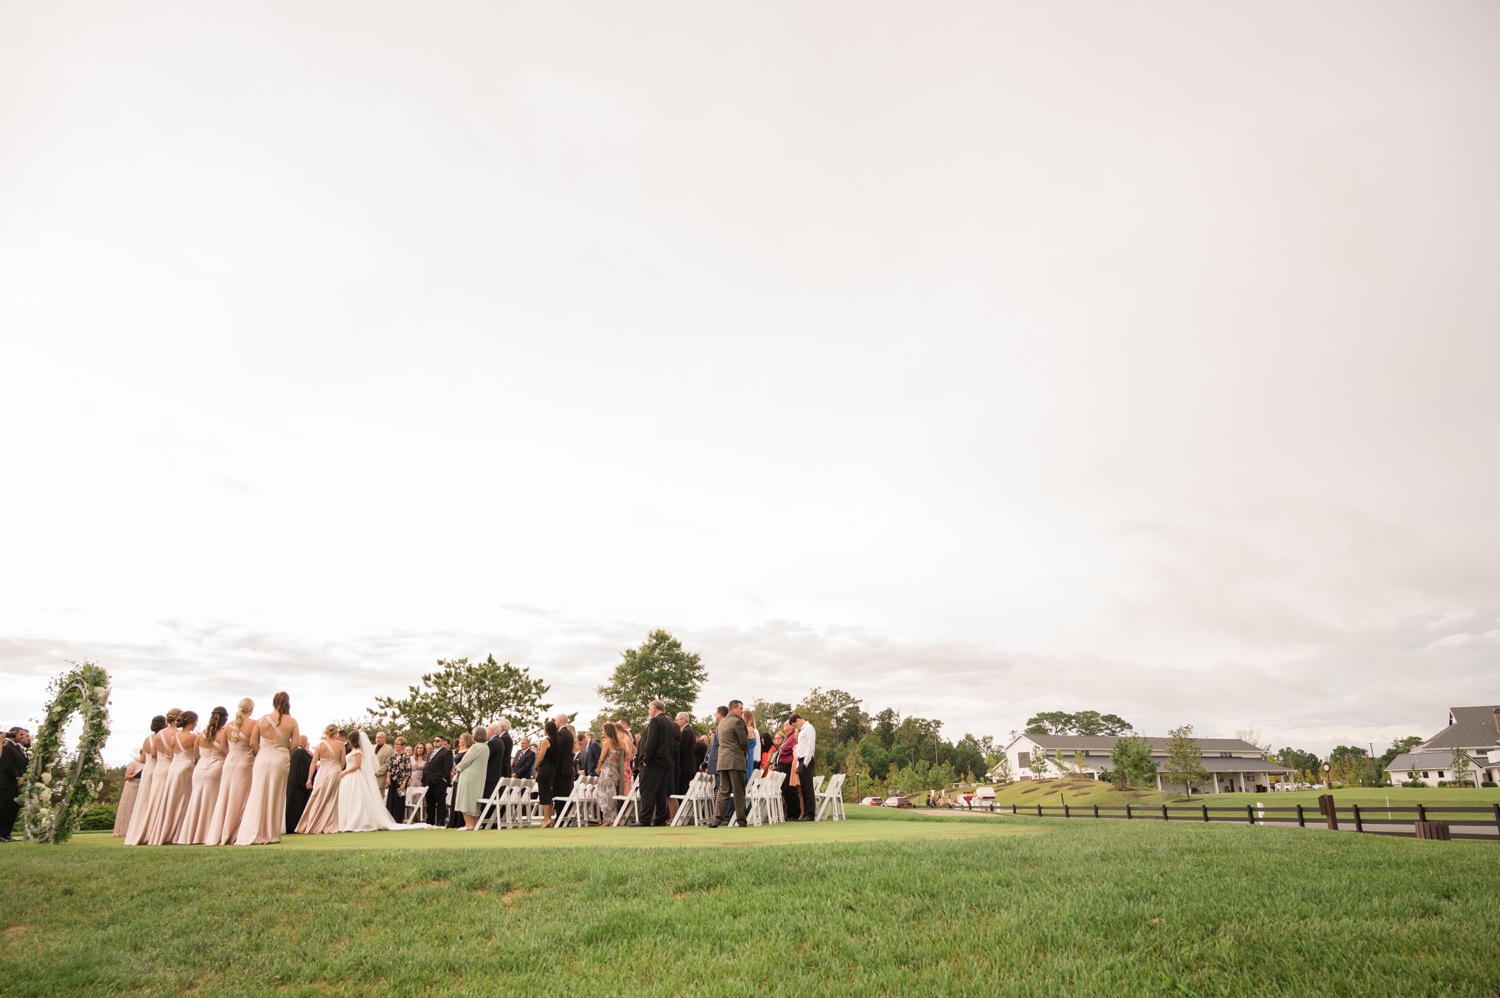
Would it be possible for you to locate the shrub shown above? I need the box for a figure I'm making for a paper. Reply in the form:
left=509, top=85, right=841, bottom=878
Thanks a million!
left=1400, top=781, right=1424, bottom=788
left=78, top=804, right=117, bottom=831
left=1482, top=781, right=1497, bottom=788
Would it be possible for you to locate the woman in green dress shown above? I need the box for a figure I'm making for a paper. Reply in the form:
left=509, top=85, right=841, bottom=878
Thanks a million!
left=453, top=726, right=490, bottom=829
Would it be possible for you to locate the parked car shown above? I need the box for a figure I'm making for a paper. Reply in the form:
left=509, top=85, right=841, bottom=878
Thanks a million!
left=860, top=796, right=884, bottom=806
left=882, top=796, right=914, bottom=808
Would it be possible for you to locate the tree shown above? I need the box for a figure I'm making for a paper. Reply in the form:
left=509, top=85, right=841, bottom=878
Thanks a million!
left=752, top=700, right=793, bottom=728
left=991, top=753, right=1013, bottom=784
left=1378, top=736, right=1423, bottom=768
left=1108, top=735, right=1157, bottom=789
left=1162, top=725, right=1208, bottom=795
left=874, top=708, right=900, bottom=749
left=596, top=630, right=707, bottom=729
left=843, top=742, right=871, bottom=801
left=373, top=655, right=550, bottom=742
left=796, top=689, right=868, bottom=747
left=1276, top=747, right=1320, bottom=775
left=1024, top=710, right=1131, bottom=735
left=1029, top=748, right=1050, bottom=780
left=1072, top=749, right=1089, bottom=776
left=1449, top=747, right=1475, bottom=787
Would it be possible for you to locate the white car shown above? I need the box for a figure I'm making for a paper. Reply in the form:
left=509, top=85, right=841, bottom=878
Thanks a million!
left=860, top=796, right=884, bottom=806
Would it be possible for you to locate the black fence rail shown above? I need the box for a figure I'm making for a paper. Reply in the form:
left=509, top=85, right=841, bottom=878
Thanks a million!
left=985, top=798, right=1500, bottom=841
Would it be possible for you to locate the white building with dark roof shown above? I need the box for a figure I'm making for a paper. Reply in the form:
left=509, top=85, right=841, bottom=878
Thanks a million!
left=1386, top=705, right=1500, bottom=788
left=993, top=733, right=1294, bottom=794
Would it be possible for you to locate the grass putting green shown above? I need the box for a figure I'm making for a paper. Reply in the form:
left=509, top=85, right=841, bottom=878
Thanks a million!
left=4, top=809, right=1498, bottom=997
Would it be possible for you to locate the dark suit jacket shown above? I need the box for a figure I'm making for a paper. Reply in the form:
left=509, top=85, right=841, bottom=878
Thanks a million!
left=423, top=746, right=453, bottom=786
left=496, top=731, right=513, bottom=778
left=581, top=739, right=601, bottom=776
left=639, top=713, right=676, bottom=767
left=512, top=748, right=536, bottom=779
left=677, top=723, right=698, bottom=781
left=485, top=735, right=508, bottom=786
left=0, top=740, right=28, bottom=790
left=553, top=726, right=576, bottom=777
left=693, top=739, right=707, bottom=771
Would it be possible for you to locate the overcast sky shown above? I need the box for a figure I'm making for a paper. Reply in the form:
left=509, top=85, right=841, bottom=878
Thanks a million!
left=3, top=3, right=1497, bottom=763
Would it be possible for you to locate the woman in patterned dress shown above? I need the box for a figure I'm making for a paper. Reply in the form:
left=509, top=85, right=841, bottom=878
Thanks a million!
left=386, top=736, right=411, bottom=823
left=595, top=722, right=624, bottom=826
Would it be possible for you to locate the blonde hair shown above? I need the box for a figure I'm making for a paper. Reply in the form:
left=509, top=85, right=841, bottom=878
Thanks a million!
left=165, top=708, right=183, bottom=726
left=743, top=709, right=757, bottom=736
left=230, top=699, right=254, bottom=741
left=324, top=723, right=340, bottom=740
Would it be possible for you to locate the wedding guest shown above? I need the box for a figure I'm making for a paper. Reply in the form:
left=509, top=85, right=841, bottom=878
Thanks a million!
left=552, top=714, right=577, bottom=808
left=579, top=730, right=601, bottom=778
left=447, top=733, right=472, bottom=828
left=512, top=737, right=536, bottom=780
left=636, top=701, right=675, bottom=827
left=791, top=713, right=817, bottom=822
left=175, top=707, right=228, bottom=844
left=535, top=721, right=559, bottom=827
left=694, top=732, right=708, bottom=773
left=112, top=749, right=145, bottom=837
left=149, top=710, right=197, bottom=845
left=484, top=720, right=511, bottom=803
left=777, top=721, right=801, bottom=821
left=373, top=731, right=393, bottom=795
left=235, top=692, right=298, bottom=845
left=709, top=701, right=749, bottom=828
left=296, top=724, right=344, bottom=835
left=286, top=734, right=313, bottom=832
left=453, top=726, right=490, bottom=829
left=385, top=736, right=410, bottom=822
left=614, top=720, right=635, bottom=795
left=763, top=729, right=784, bottom=778
left=675, top=713, right=697, bottom=798
left=596, top=722, right=625, bottom=825
left=209, top=699, right=256, bottom=845
left=0, top=727, right=31, bottom=842
left=422, top=735, right=452, bottom=828
left=122, top=717, right=165, bottom=845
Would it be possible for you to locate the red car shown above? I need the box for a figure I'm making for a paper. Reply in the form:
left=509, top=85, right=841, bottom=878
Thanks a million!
left=882, top=796, right=915, bottom=809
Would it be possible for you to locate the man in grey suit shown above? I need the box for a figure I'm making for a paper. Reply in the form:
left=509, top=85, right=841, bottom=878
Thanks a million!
left=709, top=701, right=749, bottom=827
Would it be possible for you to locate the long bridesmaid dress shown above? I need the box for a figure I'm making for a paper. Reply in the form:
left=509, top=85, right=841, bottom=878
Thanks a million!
left=174, top=739, right=224, bottom=844
left=128, top=733, right=175, bottom=846
left=122, top=742, right=159, bottom=846
left=208, top=723, right=255, bottom=845
left=295, top=748, right=342, bottom=834
left=148, top=729, right=196, bottom=845
left=235, top=719, right=292, bottom=845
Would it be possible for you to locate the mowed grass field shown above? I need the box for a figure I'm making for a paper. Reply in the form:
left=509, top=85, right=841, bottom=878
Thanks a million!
left=973, top=777, right=1500, bottom=811
left=4, top=809, right=1498, bottom=998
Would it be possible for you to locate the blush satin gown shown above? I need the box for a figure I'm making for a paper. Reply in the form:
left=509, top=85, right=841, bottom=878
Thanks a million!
left=234, top=720, right=292, bottom=845
left=174, top=739, right=224, bottom=844
left=296, top=749, right=342, bottom=834
left=121, top=742, right=159, bottom=846
left=208, top=724, right=255, bottom=845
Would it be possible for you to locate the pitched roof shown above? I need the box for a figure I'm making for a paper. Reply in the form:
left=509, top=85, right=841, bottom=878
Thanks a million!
left=1018, top=734, right=1265, bottom=753
left=1418, top=705, right=1500, bottom=751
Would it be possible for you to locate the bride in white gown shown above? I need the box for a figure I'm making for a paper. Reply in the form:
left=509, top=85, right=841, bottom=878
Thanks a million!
left=339, top=731, right=430, bottom=832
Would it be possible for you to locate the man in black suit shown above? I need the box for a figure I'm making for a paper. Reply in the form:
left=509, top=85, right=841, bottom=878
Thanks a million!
left=637, top=700, right=676, bottom=826
left=675, top=713, right=698, bottom=796
left=512, top=737, right=536, bottom=780
left=285, top=735, right=312, bottom=833
left=484, top=720, right=512, bottom=804
left=423, top=735, right=453, bottom=827
left=0, top=727, right=31, bottom=842
left=579, top=731, right=601, bottom=778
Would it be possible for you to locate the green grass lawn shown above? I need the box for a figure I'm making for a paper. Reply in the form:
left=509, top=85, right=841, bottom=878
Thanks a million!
left=4, top=809, right=1498, bottom=997
left=973, top=778, right=1500, bottom=812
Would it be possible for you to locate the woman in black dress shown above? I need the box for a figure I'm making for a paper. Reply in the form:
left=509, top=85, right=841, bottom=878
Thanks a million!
left=535, top=719, right=559, bottom=828
left=552, top=721, right=576, bottom=809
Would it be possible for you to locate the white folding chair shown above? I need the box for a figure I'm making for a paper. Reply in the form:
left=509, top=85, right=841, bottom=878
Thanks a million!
left=475, top=779, right=507, bottom=830
left=815, top=773, right=846, bottom=821
left=613, top=781, right=641, bottom=826
left=403, top=786, right=427, bottom=824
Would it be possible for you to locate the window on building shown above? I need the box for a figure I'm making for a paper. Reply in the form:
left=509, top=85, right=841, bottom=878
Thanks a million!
left=1422, top=772, right=1429, bottom=778
left=1438, top=771, right=1445, bottom=778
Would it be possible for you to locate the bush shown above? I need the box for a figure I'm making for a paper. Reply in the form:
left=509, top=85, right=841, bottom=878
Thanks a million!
left=1482, top=782, right=1497, bottom=788
left=1400, top=781, right=1423, bottom=788
left=78, top=804, right=117, bottom=831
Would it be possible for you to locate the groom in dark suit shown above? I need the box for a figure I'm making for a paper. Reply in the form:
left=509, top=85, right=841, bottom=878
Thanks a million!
left=423, top=735, right=453, bottom=827
left=285, top=735, right=312, bottom=833
left=0, top=728, right=31, bottom=842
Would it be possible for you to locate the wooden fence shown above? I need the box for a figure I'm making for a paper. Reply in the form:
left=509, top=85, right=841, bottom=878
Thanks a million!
left=973, top=797, right=1500, bottom=841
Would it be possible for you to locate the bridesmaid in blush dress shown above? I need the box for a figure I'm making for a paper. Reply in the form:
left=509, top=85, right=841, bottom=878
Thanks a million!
left=149, top=711, right=199, bottom=845
left=234, top=692, right=299, bottom=846
left=295, top=725, right=344, bottom=835
left=175, top=706, right=228, bottom=844
left=209, top=699, right=256, bottom=845
left=132, top=708, right=181, bottom=845
left=122, top=715, right=167, bottom=845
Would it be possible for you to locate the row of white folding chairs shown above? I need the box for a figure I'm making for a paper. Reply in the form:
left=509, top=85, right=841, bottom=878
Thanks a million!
left=553, top=775, right=606, bottom=828
left=744, top=769, right=787, bottom=826
left=815, top=772, right=847, bottom=821
left=475, top=778, right=541, bottom=830
left=669, top=772, right=716, bottom=826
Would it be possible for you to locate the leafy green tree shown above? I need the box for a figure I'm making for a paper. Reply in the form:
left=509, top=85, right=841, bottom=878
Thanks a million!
left=796, top=689, right=868, bottom=747
left=1025, top=711, right=1074, bottom=735
left=874, top=708, right=900, bottom=749
left=596, top=630, right=707, bottom=729
left=842, top=742, right=871, bottom=801
left=1378, top=736, right=1423, bottom=768
left=1029, top=747, right=1050, bottom=780
left=1449, top=747, right=1475, bottom=787
left=991, top=753, right=1013, bottom=784
left=1071, top=711, right=1132, bottom=736
left=373, top=655, right=550, bottom=742
left=1276, top=747, right=1321, bottom=774
left=1107, top=735, right=1156, bottom=788
left=752, top=699, right=793, bottom=728
left=1162, top=725, right=1208, bottom=795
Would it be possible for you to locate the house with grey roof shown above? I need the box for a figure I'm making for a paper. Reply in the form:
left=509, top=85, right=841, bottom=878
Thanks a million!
left=1386, top=705, right=1500, bottom=787
left=992, top=732, right=1294, bottom=794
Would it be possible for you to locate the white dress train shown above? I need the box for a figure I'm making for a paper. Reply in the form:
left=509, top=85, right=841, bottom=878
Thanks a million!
left=338, top=733, right=429, bottom=832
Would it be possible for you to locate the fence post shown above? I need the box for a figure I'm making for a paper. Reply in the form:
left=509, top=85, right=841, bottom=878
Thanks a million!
left=1493, top=803, right=1499, bottom=839
left=1318, top=794, right=1338, bottom=831
left=1297, top=804, right=1305, bottom=827
left=1094, top=804, right=1100, bottom=819
left=1064, top=803, right=1070, bottom=819
left=1246, top=804, right=1254, bottom=825
left=1162, top=804, right=1169, bottom=822
left=1126, top=804, right=1132, bottom=820
left=1417, top=803, right=1426, bottom=823
left=1353, top=803, right=1363, bottom=833
left=1202, top=804, right=1209, bottom=822
left=1037, top=804, right=1042, bottom=818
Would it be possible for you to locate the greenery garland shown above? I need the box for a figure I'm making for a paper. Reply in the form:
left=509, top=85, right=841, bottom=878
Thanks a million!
left=18, top=661, right=112, bottom=844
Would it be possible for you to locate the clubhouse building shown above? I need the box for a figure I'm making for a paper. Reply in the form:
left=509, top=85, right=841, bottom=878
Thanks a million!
left=1385, top=705, right=1500, bottom=788
left=993, top=733, right=1294, bottom=794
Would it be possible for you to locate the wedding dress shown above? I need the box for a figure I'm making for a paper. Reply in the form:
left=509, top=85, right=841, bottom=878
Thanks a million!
left=338, top=732, right=429, bottom=832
